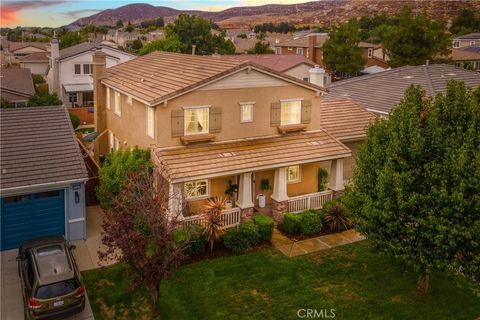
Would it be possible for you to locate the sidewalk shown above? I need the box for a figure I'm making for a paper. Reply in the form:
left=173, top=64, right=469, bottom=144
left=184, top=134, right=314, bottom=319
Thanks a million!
left=271, top=228, right=366, bottom=257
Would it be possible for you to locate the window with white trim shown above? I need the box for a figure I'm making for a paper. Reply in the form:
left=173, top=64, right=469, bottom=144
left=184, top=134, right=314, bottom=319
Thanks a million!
left=368, top=48, right=373, bottom=58
left=280, top=99, right=302, bottom=125
left=114, top=91, right=121, bottom=116
left=146, top=106, right=154, bottom=138
left=106, top=88, right=111, bottom=109
left=74, top=63, right=93, bottom=75
left=470, top=41, right=475, bottom=46
left=296, top=47, right=304, bottom=55
left=275, top=47, right=281, bottom=54
left=453, top=41, right=460, bottom=48
left=287, top=165, right=301, bottom=183
left=74, top=64, right=81, bottom=75
left=240, top=102, right=254, bottom=123
left=184, top=107, right=209, bottom=135
left=184, top=180, right=208, bottom=199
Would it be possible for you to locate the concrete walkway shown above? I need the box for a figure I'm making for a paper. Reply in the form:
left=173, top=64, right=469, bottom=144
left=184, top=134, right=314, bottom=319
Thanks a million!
left=271, top=228, right=366, bottom=257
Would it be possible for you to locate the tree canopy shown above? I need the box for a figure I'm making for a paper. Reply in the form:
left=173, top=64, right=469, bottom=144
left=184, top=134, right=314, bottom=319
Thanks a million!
left=450, top=8, right=480, bottom=36
left=322, top=19, right=366, bottom=79
left=382, top=8, right=451, bottom=67
left=345, top=81, right=480, bottom=294
left=247, top=33, right=274, bottom=54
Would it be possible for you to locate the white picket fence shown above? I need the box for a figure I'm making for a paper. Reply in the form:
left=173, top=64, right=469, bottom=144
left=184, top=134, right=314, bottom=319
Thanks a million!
left=287, top=190, right=333, bottom=213
left=182, top=207, right=241, bottom=230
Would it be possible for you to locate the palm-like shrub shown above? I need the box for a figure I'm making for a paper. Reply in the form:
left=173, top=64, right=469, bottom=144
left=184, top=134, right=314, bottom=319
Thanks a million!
left=323, top=200, right=351, bottom=232
left=202, top=197, right=226, bottom=252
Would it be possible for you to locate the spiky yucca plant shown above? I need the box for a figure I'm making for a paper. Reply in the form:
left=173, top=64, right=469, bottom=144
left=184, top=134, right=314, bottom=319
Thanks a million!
left=323, top=201, right=351, bottom=232
left=202, top=197, right=227, bottom=252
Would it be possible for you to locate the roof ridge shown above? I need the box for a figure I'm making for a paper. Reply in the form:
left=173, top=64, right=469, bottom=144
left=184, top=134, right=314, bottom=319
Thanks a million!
left=327, top=65, right=414, bottom=88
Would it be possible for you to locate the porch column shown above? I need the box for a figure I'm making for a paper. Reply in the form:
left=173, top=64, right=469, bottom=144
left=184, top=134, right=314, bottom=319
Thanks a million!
left=168, top=182, right=184, bottom=220
left=237, top=172, right=254, bottom=219
left=271, top=167, right=289, bottom=222
left=328, top=158, right=344, bottom=192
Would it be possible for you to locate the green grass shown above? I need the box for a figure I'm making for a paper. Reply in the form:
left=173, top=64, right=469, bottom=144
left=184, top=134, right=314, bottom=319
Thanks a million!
left=82, top=242, right=480, bottom=320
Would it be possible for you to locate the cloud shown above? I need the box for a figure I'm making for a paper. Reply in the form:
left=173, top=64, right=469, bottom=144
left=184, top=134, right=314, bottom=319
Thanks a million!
left=1, top=0, right=68, bottom=25
left=62, top=9, right=102, bottom=19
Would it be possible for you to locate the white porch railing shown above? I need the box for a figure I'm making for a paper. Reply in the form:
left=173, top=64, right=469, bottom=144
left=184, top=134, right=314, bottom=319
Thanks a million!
left=182, top=207, right=241, bottom=230
left=288, top=190, right=333, bottom=213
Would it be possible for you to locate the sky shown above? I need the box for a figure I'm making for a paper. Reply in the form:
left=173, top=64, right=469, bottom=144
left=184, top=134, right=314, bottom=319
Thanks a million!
left=0, top=0, right=308, bottom=27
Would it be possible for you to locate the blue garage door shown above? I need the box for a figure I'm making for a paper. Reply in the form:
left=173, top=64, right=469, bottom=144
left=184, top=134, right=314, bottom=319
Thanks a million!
left=1, top=190, right=65, bottom=251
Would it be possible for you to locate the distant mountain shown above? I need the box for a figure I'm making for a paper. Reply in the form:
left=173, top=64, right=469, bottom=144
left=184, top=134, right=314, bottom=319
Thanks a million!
left=70, top=1, right=480, bottom=29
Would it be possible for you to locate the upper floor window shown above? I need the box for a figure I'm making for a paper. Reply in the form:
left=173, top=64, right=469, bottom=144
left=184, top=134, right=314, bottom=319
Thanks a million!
left=470, top=41, right=475, bottom=46
left=106, top=88, right=111, bottom=109
left=275, top=47, right=281, bottom=54
left=280, top=99, right=302, bottom=125
left=146, top=106, right=155, bottom=138
left=287, top=47, right=293, bottom=51
left=184, top=107, right=209, bottom=135
left=287, top=165, right=301, bottom=183
left=240, top=102, right=254, bottom=123
left=114, top=92, right=121, bottom=116
left=74, top=63, right=93, bottom=75
left=184, top=179, right=208, bottom=199
left=296, top=47, right=304, bottom=55
left=453, top=41, right=460, bottom=48
left=368, top=48, right=373, bottom=58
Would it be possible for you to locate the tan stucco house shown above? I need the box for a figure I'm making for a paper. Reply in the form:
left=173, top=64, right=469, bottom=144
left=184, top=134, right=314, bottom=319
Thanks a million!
left=92, top=51, right=374, bottom=222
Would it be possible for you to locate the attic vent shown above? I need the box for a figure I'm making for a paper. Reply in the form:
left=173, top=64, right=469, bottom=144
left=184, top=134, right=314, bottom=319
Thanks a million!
left=403, top=75, right=413, bottom=79
left=219, top=152, right=235, bottom=158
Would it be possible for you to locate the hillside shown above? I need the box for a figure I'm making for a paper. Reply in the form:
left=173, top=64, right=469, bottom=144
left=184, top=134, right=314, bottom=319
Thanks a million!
left=70, top=0, right=480, bottom=29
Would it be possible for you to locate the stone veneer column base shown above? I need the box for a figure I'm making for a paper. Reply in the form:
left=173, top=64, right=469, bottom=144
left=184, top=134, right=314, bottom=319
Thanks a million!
left=332, top=190, right=345, bottom=199
left=240, top=207, right=254, bottom=221
left=271, top=200, right=288, bottom=223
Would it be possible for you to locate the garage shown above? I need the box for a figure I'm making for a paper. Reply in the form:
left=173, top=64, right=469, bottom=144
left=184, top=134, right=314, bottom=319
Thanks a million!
left=1, top=190, right=65, bottom=251
left=0, top=106, right=88, bottom=251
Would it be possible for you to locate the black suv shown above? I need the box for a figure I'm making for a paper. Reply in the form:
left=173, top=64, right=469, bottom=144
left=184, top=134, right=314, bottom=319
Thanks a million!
left=17, top=236, right=85, bottom=320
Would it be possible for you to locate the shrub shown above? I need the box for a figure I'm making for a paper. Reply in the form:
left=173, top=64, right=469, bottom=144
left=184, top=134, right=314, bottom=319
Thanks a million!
left=32, top=74, right=46, bottom=85
left=317, top=168, right=329, bottom=191
left=223, top=222, right=260, bottom=253
left=252, top=215, right=274, bottom=241
left=323, top=199, right=351, bottom=232
left=97, top=148, right=152, bottom=208
left=280, top=213, right=301, bottom=235
left=69, top=113, right=80, bottom=129
left=173, top=225, right=207, bottom=256
left=299, top=210, right=323, bottom=235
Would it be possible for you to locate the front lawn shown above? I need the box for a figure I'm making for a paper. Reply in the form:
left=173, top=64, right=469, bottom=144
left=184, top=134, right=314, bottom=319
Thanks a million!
left=82, top=241, right=480, bottom=319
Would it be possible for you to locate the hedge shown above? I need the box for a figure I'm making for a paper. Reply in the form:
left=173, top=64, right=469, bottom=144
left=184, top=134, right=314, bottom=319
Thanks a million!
left=252, top=215, right=274, bottom=241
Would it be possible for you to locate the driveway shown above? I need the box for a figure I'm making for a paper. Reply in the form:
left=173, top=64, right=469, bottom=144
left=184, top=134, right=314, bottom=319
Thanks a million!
left=0, top=205, right=108, bottom=320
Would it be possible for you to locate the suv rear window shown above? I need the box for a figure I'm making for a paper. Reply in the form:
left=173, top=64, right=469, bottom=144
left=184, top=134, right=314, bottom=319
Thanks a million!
left=35, top=279, right=80, bottom=299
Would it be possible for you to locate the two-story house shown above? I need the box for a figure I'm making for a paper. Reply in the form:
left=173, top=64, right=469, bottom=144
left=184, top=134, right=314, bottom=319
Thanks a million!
left=92, top=51, right=374, bottom=222
left=47, top=38, right=135, bottom=110
left=452, top=33, right=480, bottom=49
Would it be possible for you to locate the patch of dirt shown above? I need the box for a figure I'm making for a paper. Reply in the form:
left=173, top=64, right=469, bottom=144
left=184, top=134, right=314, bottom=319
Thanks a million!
left=98, top=299, right=116, bottom=319
left=314, top=283, right=366, bottom=302
left=390, top=295, right=403, bottom=303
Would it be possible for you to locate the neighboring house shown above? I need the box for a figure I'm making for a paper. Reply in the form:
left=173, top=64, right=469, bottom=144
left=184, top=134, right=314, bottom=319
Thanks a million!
left=104, top=29, right=142, bottom=47
left=327, top=64, right=480, bottom=117
left=6, top=41, right=48, bottom=57
left=449, top=47, right=480, bottom=71
left=232, top=32, right=293, bottom=54
left=92, top=51, right=374, bottom=222
left=146, top=30, right=165, bottom=43
left=0, top=106, right=88, bottom=251
left=452, top=33, right=480, bottom=49
left=19, top=52, right=49, bottom=75
left=47, top=38, right=136, bottom=109
left=0, top=68, right=35, bottom=106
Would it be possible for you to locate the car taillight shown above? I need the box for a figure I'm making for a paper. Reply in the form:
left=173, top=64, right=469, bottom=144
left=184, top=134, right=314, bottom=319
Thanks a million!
left=75, top=285, right=85, bottom=298
left=28, top=297, right=41, bottom=309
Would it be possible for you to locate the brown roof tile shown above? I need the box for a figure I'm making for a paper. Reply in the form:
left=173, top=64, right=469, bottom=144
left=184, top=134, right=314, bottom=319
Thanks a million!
left=0, top=68, right=35, bottom=97
left=154, top=131, right=351, bottom=182
left=216, top=54, right=315, bottom=72
left=0, top=106, right=88, bottom=191
left=19, top=51, right=49, bottom=62
left=8, top=42, right=48, bottom=52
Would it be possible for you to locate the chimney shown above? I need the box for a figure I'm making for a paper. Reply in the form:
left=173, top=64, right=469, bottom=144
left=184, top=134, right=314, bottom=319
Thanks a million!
left=92, top=50, right=108, bottom=161
left=49, top=36, right=60, bottom=95
left=191, top=44, right=196, bottom=55
left=307, top=34, right=316, bottom=62
left=309, top=65, right=326, bottom=87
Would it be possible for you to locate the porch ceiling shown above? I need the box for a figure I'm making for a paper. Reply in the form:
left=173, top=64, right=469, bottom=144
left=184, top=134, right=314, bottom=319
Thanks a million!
left=154, top=131, right=351, bottom=182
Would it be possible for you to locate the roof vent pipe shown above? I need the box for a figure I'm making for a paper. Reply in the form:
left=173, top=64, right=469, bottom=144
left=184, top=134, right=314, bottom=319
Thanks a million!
left=191, top=45, right=196, bottom=55
left=426, top=59, right=430, bottom=65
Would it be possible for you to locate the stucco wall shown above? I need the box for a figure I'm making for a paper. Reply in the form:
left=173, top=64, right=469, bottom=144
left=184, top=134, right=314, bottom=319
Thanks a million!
left=20, top=61, right=48, bottom=75
left=285, top=64, right=312, bottom=81
left=287, top=161, right=331, bottom=197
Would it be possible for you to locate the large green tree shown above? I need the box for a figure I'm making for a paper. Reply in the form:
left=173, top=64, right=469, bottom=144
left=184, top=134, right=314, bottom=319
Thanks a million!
left=345, top=81, right=480, bottom=294
left=322, top=19, right=366, bottom=79
left=383, top=7, right=451, bottom=67
left=450, top=8, right=480, bottom=36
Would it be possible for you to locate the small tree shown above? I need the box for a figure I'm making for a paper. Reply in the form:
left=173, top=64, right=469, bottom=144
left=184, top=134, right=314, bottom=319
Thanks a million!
left=69, top=113, right=80, bottom=129
left=345, top=81, right=480, bottom=294
left=322, top=19, right=366, bottom=79
left=248, top=33, right=274, bottom=54
left=116, top=19, right=124, bottom=28
left=99, top=169, right=187, bottom=318
left=28, top=91, right=62, bottom=107
left=202, top=197, right=226, bottom=252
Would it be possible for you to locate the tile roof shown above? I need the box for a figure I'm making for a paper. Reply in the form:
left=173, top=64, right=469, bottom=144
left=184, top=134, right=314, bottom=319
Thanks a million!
left=0, top=106, right=88, bottom=191
left=326, top=64, right=480, bottom=114
left=102, top=51, right=326, bottom=106
left=19, top=52, right=49, bottom=62
left=0, top=68, right=35, bottom=97
left=319, top=99, right=376, bottom=141
left=215, top=54, right=315, bottom=72
left=58, top=42, right=101, bottom=60
left=154, top=131, right=351, bottom=182
left=275, top=34, right=329, bottom=48
left=8, top=42, right=48, bottom=52
left=450, top=47, right=480, bottom=61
